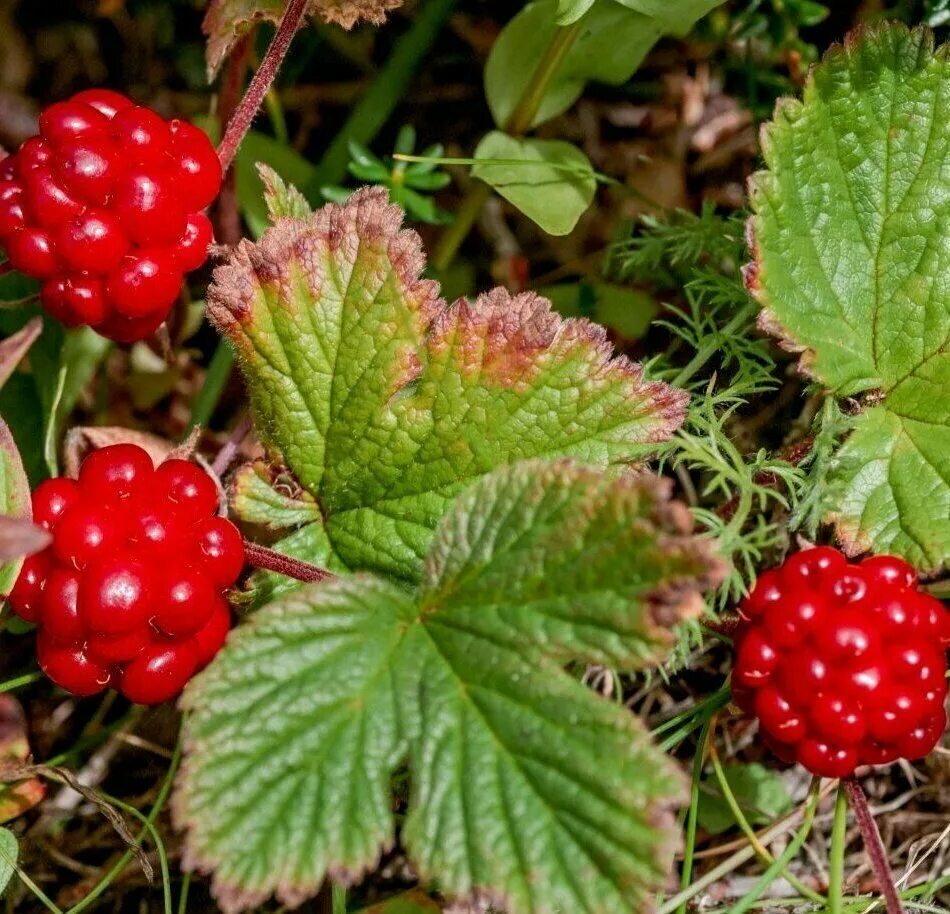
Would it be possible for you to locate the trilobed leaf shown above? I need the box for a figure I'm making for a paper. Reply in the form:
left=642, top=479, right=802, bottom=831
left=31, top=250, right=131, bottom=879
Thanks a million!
left=208, top=188, right=686, bottom=583
left=748, top=24, right=950, bottom=572
left=175, top=460, right=722, bottom=914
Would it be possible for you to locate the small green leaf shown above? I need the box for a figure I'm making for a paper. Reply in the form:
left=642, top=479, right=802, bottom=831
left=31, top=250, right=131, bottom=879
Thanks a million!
left=177, top=460, right=721, bottom=913
left=0, top=418, right=32, bottom=599
left=749, top=23, right=950, bottom=571
left=0, top=828, right=17, bottom=896
left=230, top=462, right=322, bottom=529
left=473, top=132, right=596, bottom=235
left=697, top=763, right=792, bottom=835
left=258, top=164, right=312, bottom=221
left=486, top=0, right=725, bottom=129
left=210, top=188, right=686, bottom=582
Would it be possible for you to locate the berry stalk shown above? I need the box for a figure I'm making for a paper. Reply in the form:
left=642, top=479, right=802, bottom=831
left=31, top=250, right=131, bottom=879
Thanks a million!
left=843, top=778, right=906, bottom=914
left=216, top=0, right=309, bottom=174
left=243, top=541, right=334, bottom=584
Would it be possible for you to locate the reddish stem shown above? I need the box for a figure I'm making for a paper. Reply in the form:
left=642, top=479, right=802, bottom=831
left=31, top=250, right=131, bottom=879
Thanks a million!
left=215, top=32, right=253, bottom=245
left=211, top=414, right=252, bottom=478
left=216, top=0, right=309, bottom=173
left=843, top=778, right=905, bottom=914
left=244, top=541, right=334, bottom=584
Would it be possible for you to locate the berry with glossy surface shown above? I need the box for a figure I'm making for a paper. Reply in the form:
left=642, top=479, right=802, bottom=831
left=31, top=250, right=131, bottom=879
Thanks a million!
left=733, top=547, right=949, bottom=778
left=7, top=443, right=243, bottom=704
left=0, top=91, right=220, bottom=341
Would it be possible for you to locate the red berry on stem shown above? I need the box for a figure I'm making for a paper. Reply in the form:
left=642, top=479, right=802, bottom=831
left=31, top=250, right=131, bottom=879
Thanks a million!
left=173, top=213, right=214, bottom=272
left=153, top=567, right=217, bottom=637
left=124, top=495, right=184, bottom=557
left=86, top=626, right=151, bottom=665
left=22, top=169, right=84, bottom=227
left=168, top=120, right=222, bottom=209
left=191, top=597, right=231, bottom=669
left=110, top=106, right=172, bottom=165
left=113, top=168, right=187, bottom=246
left=57, top=209, right=129, bottom=272
left=39, top=101, right=110, bottom=145
left=53, top=502, right=118, bottom=569
left=7, top=227, right=60, bottom=279
left=0, top=196, right=27, bottom=238
left=734, top=547, right=949, bottom=778
left=15, top=137, right=53, bottom=176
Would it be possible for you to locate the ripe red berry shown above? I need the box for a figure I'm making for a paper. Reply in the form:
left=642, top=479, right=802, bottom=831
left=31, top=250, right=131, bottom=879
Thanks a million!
left=0, top=91, right=221, bottom=342
left=734, top=547, right=949, bottom=778
left=8, top=443, right=243, bottom=704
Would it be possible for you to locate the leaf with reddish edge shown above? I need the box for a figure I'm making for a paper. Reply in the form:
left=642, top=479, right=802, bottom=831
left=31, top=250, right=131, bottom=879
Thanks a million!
left=0, top=695, right=45, bottom=824
left=203, top=0, right=405, bottom=79
left=0, top=317, right=41, bottom=393
left=175, top=460, right=720, bottom=914
left=208, top=187, right=687, bottom=583
left=0, top=417, right=33, bottom=597
left=747, top=23, right=950, bottom=572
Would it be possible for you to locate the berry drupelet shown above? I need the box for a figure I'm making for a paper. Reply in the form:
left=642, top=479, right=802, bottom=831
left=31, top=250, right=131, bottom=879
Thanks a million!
left=732, top=547, right=949, bottom=778
left=9, top=443, right=244, bottom=704
left=0, top=90, right=221, bottom=343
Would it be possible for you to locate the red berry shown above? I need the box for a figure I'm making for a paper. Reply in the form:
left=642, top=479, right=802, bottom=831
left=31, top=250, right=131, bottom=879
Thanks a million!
left=734, top=548, right=949, bottom=778
left=153, top=567, right=217, bottom=637
left=106, top=250, right=182, bottom=318
left=168, top=121, right=221, bottom=209
left=154, top=459, right=219, bottom=520
left=78, top=442, right=153, bottom=504
left=11, top=443, right=237, bottom=704
left=41, top=567, right=85, bottom=643
left=113, top=167, right=186, bottom=245
left=71, top=89, right=133, bottom=120
left=79, top=555, right=154, bottom=636
left=22, top=169, right=84, bottom=228
left=32, top=477, right=80, bottom=530
left=56, top=140, right=118, bottom=205
left=53, top=502, right=119, bottom=569
left=190, top=517, right=245, bottom=588
left=173, top=213, right=214, bottom=272
left=120, top=639, right=198, bottom=705
left=37, top=633, right=111, bottom=696
left=110, top=106, right=172, bottom=165
left=8, top=550, right=53, bottom=622
left=40, top=101, right=110, bottom=146
left=7, top=227, right=60, bottom=279
left=0, top=93, right=222, bottom=342
left=57, top=209, right=129, bottom=272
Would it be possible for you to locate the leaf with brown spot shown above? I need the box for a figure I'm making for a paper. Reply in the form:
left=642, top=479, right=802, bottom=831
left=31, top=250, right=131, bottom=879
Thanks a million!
left=176, top=460, right=721, bottom=914
left=203, top=0, right=405, bottom=79
left=209, top=187, right=687, bottom=583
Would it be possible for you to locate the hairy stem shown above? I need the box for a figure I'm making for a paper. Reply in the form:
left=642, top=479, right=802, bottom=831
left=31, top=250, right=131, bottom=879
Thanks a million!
left=431, top=18, right=583, bottom=272
left=217, top=0, right=309, bottom=173
left=211, top=414, right=252, bottom=478
left=844, top=777, right=906, bottom=914
left=244, top=541, right=334, bottom=584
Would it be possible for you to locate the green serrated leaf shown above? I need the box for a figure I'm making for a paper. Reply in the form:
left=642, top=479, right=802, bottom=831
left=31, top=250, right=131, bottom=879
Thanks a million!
left=0, top=418, right=32, bottom=598
left=0, top=828, right=17, bottom=896
left=748, top=23, right=950, bottom=571
left=697, top=763, right=792, bottom=835
left=177, top=460, right=721, bottom=913
left=473, top=133, right=596, bottom=235
left=210, top=188, right=686, bottom=582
